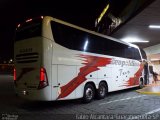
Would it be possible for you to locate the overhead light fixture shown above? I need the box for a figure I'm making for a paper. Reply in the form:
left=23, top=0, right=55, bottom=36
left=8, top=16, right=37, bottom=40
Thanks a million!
left=121, top=37, right=149, bottom=43
left=97, top=4, right=110, bottom=23
left=149, top=25, right=160, bottom=29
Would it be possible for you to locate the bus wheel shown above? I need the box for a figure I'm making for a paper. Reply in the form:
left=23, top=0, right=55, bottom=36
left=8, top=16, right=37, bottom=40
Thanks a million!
left=96, top=82, right=107, bottom=99
left=139, top=79, right=144, bottom=89
left=82, top=84, right=95, bottom=103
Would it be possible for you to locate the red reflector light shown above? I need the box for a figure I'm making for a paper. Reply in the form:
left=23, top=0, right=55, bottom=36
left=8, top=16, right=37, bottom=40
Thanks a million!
left=40, top=68, right=45, bottom=81
left=38, top=67, right=48, bottom=89
left=14, top=68, right=16, bottom=81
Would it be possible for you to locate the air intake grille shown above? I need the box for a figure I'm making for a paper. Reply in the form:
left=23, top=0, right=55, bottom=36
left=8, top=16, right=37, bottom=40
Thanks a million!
left=15, top=52, right=39, bottom=63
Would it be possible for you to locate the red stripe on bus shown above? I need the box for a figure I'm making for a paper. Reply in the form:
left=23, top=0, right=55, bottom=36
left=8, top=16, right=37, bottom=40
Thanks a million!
left=125, top=63, right=144, bottom=86
left=57, top=54, right=112, bottom=99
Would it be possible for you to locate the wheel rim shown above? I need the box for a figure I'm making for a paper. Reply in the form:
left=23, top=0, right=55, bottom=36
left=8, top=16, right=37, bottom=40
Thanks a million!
left=85, top=88, right=93, bottom=100
left=99, top=85, right=106, bottom=96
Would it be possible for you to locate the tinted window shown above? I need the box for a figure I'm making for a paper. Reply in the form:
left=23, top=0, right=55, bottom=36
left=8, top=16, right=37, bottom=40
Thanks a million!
left=133, top=48, right=141, bottom=60
left=126, top=47, right=134, bottom=59
left=51, top=21, right=140, bottom=60
left=15, top=19, right=42, bottom=41
left=140, top=48, right=147, bottom=59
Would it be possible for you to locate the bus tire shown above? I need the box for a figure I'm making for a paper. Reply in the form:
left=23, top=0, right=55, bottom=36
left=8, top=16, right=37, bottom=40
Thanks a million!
left=96, top=82, right=107, bottom=100
left=139, top=79, right=144, bottom=89
left=82, top=84, right=95, bottom=103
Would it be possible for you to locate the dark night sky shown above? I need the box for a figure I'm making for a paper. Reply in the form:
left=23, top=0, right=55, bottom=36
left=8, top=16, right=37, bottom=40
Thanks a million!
left=0, top=0, right=128, bottom=62
left=0, top=0, right=109, bottom=62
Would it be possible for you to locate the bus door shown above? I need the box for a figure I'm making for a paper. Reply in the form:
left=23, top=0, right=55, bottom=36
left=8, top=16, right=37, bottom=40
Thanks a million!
left=143, top=62, right=149, bottom=85
left=148, top=65, right=154, bottom=84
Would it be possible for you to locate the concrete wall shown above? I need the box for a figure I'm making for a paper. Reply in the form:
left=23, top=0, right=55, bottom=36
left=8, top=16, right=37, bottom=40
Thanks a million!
left=144, top=43, right=160, bottom=55
left=144, top=44, right=160, bottom=75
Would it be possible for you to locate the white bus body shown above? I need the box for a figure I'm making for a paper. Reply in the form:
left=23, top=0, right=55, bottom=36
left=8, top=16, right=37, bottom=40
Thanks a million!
left=14, top=16, right=146, bottom=102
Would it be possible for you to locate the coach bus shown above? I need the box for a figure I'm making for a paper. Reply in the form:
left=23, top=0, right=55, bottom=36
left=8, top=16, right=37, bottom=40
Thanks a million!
left=14, top=16, right=147, bottom=103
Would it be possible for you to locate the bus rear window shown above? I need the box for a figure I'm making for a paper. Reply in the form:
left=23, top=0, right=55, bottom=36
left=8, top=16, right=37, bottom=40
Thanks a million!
left=15, top=19, right=42, bottom=41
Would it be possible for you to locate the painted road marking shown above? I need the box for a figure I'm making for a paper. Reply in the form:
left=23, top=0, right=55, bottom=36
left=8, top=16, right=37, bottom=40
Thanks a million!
left=99, top=95, right=146, bottom=105
left=145, top=108, right=160, bottom=115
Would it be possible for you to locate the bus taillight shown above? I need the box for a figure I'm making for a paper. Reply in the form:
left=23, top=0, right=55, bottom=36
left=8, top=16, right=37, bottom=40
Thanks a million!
left=40, top=68, right=45, bottom=81
left=14, top=68, right=16, bottom=81
left=17, top=24, right=21, bottom=28
left=38, top=67, right=48, bottom=89
left=13, top=68, right=17, bottom=86
left=26, top=18, right=32, bottom=23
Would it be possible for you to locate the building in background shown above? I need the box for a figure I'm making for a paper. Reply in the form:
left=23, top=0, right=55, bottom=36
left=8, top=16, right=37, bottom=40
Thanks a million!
left=95, top=0, right=155, bottom=35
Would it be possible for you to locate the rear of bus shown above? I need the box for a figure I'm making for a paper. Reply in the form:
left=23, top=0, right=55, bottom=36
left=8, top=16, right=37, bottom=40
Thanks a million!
left=14, top=16, right=52, bottom=101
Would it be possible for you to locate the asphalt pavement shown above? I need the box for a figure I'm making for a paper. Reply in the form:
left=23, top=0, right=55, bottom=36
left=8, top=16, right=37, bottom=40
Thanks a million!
left=1, top=75, right=160, bottom=120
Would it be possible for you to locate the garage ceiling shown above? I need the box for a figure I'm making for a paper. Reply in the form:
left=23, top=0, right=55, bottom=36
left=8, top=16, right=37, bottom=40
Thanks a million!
left=112, top=0, right=160, bottom=49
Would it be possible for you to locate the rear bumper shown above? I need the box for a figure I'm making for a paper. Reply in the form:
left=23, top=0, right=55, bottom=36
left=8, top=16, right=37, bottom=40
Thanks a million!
left=15, top=87, right=51, bottom=101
